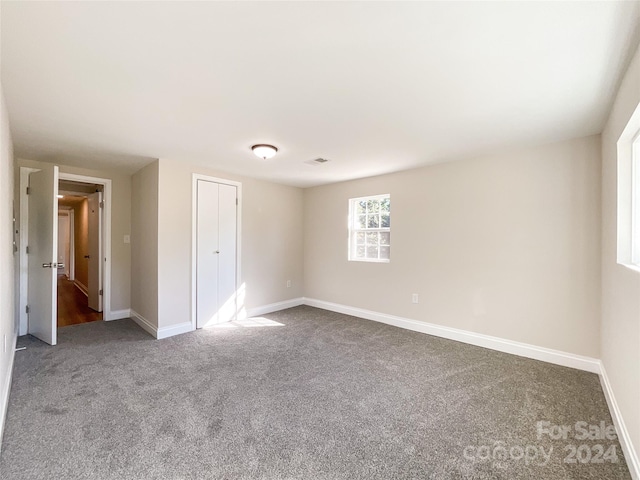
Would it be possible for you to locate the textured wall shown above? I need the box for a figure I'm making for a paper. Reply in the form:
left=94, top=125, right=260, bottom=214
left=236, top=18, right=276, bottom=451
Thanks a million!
left=0, top=84, right=16, bottom=445
left=156, top=159, right=304, bottom=329
left=130, top=161, right=159, bottom=326
left=601, top=41, right=640, bottom=467
left=305, top=135, right=602, bottom=357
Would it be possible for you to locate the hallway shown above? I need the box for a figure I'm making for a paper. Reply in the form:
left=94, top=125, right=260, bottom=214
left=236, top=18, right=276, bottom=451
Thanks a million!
left=57, top=275, right=101, bottom=327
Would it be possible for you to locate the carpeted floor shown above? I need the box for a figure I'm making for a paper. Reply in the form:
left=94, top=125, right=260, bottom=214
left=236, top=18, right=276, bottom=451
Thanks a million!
left=0, top=306, right=631, bottom=479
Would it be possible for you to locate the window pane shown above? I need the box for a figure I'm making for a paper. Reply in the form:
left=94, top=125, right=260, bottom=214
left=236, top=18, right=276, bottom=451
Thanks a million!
left=349, top=194, right=390, bottom=262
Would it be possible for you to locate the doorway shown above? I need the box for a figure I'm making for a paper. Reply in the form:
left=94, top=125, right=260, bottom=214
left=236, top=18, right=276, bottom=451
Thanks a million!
left=20, top=166, right=113, bottom=345
left=56, top=180, right=103, bottom=327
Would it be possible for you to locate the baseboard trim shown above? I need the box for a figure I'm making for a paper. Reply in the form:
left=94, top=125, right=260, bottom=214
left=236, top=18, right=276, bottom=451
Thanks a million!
left=129, top=310, right=193, bottom=340
left=129, top=309, right=157, bottom=338
left=0, top=334, right=17, bottom=454
left=302, top=298, right=601, bottom=374
left=108, top=309, right=131, bottom=321
left=157, top=322, right=193, bottom=340
left=599, top=362, right=640, bottom=480
left=74, top=280, right=88, bottom=297
left=246, top=297, right=304, bottom=318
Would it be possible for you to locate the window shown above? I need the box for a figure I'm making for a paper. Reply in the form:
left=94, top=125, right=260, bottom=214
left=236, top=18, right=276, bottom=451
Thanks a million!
left=632, top=131, right=640, bottom=266
left=349, top=194, right=390, bottom=262
left=616, top=100, right=640, bottom=271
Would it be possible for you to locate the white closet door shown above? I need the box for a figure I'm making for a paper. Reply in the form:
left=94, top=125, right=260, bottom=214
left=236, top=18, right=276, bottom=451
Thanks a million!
left=217, top=183, right=238, bottom=323
left=196, top=180, right=237, bottom=328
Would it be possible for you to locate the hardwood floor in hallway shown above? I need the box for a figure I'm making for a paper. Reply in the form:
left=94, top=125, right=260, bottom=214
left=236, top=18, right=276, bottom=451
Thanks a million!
left=57, top=275, right=102, bottom=327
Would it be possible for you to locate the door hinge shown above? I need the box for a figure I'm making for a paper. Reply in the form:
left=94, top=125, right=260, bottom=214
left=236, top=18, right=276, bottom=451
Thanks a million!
left=99, top=200, right=104, bottom=208
left=99, top=289, right=103, bottom=296
left=236, top=198, right=238, bottom=206
left=26, top=245, right=29, bottom=254
left=26, top=187, right=31, bottom=195
left=26, top=305, right=30, bottom=314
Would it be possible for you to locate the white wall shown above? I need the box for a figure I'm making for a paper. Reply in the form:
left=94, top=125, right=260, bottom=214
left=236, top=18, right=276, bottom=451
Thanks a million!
left=304, top=135, right=602, bottom=357
left=131, top=161, right=159, bottom=327
left=0, top=83, right=16, bottom=446
left=15, top=158, right=132, bottom=313
left=156, top=158, right=304, bottom=330
left=601, top=41, right=640, bottom=467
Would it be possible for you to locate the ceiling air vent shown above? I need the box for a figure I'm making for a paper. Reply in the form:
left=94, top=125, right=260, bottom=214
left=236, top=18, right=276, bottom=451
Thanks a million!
left=305, top=157, right=330, bottom=166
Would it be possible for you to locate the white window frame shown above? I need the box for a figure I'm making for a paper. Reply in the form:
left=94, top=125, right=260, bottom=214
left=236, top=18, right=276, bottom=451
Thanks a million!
left=616, top=100, right=640, bottom=273
left=348, top=193, right=390, bottom=263
left=631, top=130, right=640, bottom=266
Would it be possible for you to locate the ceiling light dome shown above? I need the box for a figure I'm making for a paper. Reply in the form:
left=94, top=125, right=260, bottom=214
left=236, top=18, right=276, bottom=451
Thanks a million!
left=252, top=144, right=278, bottom=160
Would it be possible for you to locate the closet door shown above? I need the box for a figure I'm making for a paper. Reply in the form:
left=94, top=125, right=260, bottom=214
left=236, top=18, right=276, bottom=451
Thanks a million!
left=196, top=180, right=237, bottom=328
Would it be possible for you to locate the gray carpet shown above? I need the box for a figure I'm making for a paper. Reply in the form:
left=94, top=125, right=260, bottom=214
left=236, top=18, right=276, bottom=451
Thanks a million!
left=0, top=306, right=631, bottom=479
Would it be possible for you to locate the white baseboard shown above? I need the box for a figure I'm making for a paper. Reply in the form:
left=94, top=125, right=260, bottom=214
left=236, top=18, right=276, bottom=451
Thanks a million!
left=108, top=309, right=131, bottom=321
left=246, top=297, right=304, bottom=318
left=157, top=322, right=193, bottom=340
left=129, top=310, right=193, bottom=340
left=303, top=298, right=601, bottom=374
left=129, top=309, right=157, bottom=338
left=0, top=333, right=17, bottom=454
left=301, top=299, right=640, bottom=473
left=74, top=280, right=88, bottom=297
left=599, top=362, right=640, bottom=480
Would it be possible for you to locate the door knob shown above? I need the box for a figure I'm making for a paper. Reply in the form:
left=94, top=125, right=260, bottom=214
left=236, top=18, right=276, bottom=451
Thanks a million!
left=57, top=263, right=65, bottom=269
left=214, top=250, right=220, bottom=254
left=84, top=255, right=90, bottom=259
left=42, top=262, right=57, bottom=268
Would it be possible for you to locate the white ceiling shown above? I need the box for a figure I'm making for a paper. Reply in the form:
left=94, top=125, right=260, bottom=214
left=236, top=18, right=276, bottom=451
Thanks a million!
left=2, top=1, right=640, bottom=187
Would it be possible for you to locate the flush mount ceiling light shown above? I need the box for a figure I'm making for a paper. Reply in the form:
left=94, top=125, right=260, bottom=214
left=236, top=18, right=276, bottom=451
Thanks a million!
left=251, top=144, right=278, bottom=160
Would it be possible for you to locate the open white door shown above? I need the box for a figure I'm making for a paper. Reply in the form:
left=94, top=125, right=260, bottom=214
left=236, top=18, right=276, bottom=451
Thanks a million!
left=87, top=191, right=102, bottom=312
left=27, top=165, right=59, bottom=345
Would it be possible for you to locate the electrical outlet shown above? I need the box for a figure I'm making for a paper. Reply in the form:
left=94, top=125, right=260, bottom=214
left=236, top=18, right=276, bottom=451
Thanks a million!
left=286, top=280, right=291, bottom=288
left=412, top=293, right=419, bottom=304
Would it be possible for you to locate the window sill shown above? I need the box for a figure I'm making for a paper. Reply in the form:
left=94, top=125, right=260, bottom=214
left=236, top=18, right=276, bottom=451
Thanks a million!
left=348, top=258, right=390, bottom=264
left=618, top=262, right=640, bottom=274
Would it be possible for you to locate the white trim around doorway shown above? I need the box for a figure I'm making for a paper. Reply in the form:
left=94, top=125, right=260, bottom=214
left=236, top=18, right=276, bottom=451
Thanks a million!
left=58, top=173, right=113, bottom=320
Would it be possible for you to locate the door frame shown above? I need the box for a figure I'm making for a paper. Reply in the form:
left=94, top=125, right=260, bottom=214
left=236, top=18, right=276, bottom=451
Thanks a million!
left=58, top=173, right=111, bottom=319
left=18, top=167, right=39, bottom=335
left=19, top=167, right=114, bottom=336
left=191, top=174, right=242, bottom=330
left=85, top=190, right=104, bottom=312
